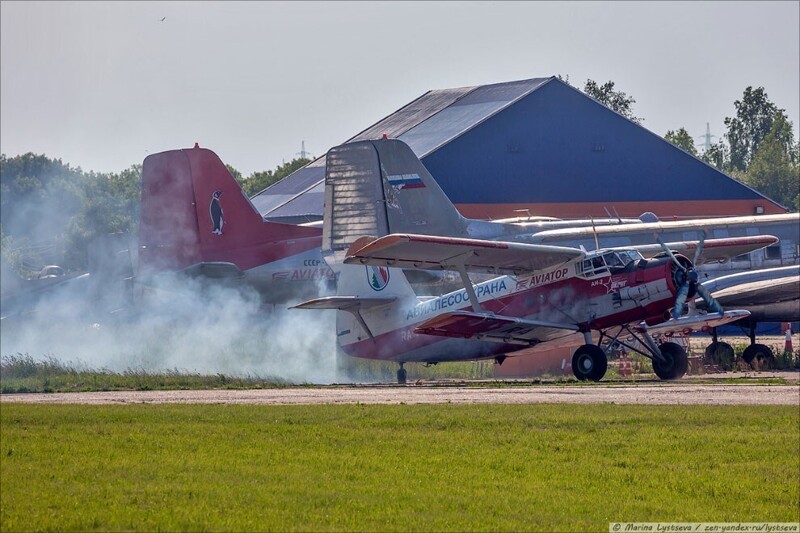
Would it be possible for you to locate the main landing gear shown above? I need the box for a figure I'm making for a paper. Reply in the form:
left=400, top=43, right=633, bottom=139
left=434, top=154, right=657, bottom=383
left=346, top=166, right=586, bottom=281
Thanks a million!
left=705, top=327, right=735, bottom=369
left=585, top=326, right=689, bottom=381
left=705, top=324, right=774, bottom=369
left=397, top=363, right=407, bottom=384
left=572, top=331, right=609, bottom=382
left=741, top=322, right=774, bottom=366
left=572, top=345, right=608, bottom=381
left=652, top=342, right=689, bottom=380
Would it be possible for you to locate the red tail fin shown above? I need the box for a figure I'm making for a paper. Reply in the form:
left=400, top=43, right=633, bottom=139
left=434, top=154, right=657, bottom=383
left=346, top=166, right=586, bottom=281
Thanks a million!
left=139, top=146, right=321, bottom=276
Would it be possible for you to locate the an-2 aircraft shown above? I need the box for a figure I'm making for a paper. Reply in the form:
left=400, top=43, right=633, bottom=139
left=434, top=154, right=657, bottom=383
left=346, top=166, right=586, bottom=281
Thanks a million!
left=296, top=232, right=775, bottom=383
left=294, top=139, right=779, bottom=383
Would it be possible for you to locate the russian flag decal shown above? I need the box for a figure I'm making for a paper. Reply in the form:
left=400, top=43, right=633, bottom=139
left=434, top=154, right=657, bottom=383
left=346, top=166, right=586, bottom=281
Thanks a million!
left=387, top=173, right=426, bottom=190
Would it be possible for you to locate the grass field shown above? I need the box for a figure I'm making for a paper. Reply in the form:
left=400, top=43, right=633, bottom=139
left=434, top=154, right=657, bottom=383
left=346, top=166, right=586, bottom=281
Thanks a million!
left=0, top=354, right=498, bottom=393
left=1, top=403, right=797, bottom=531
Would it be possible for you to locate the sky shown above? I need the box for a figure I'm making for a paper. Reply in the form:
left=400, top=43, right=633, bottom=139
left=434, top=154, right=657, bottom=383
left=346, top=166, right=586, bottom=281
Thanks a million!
left=1, top=1, right=798, bottom=177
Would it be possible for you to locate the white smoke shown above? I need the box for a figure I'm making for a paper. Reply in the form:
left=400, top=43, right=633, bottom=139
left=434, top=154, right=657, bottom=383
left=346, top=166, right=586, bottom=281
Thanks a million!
left=0, top=270, right=339, bottom=383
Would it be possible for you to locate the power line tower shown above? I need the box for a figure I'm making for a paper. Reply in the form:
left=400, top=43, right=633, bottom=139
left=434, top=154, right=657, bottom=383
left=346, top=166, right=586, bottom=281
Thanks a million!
left=696, top=123, right=717, bottom=152
left=296, top=141, right=313, bottom=160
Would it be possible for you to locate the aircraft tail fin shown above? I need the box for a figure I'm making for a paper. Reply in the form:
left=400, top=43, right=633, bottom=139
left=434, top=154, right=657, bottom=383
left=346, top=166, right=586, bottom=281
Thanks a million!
left=323, top=139, right=470, bottom=253
left=139, top=145, right=320, bottom=277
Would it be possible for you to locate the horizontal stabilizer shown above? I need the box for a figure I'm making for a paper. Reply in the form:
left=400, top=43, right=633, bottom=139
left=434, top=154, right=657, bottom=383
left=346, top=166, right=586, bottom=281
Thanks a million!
left=617, top=236, right=778, bottom=265
left=292, top=296, right=396, bottom=311
left=415, top=310, right=578, bottom=345
left=344, top=234, right=582, bottom=276
left=638, top=310, right=750, bottom=336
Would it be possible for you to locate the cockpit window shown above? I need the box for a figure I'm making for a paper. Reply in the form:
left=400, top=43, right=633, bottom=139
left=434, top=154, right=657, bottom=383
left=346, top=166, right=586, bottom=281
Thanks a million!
left=578, top=250, right=642, bottom=278
left=578, top=255, right=609, bottom=277
left=603, top=252, right=623, bottom=268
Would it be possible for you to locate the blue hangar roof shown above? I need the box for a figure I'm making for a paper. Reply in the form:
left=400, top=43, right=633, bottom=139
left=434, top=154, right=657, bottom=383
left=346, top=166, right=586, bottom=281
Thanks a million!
left=251, top=77, right=784, bottom=222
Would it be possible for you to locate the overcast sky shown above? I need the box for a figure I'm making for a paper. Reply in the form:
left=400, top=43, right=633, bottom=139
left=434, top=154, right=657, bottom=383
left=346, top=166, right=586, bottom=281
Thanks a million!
left=2, top=1, right=798, bottom=176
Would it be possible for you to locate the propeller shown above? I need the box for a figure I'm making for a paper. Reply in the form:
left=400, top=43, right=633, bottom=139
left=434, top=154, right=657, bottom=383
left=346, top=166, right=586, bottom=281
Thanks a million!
left=655, top=231, right=723, bottom=319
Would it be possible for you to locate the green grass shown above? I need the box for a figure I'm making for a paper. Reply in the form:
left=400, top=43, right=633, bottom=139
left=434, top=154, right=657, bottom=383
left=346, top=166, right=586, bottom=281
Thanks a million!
left=2, top=354, right=796, bottom=393
left=0, top=354, right=497, bottom=393
left=1, top=404, right=797, bottom=531
left=0, top=354, right=292, bottom=393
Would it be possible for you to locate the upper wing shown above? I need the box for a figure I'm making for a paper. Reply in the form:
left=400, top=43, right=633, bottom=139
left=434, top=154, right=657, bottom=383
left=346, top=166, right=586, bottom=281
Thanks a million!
left=617, top=236, right=779, bottom=265
left=343, top=234, right=583, bottom=276
left=414, top=310, right=579, bottom=345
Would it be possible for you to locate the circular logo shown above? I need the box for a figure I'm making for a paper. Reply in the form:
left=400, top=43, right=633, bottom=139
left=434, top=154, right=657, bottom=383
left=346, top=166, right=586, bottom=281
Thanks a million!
left=366, top=265, right=390, bottom=291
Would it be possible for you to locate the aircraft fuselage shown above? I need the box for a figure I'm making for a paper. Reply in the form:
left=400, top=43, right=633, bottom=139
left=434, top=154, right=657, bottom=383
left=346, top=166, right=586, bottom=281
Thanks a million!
left=336, top=253, right=685, bottom=363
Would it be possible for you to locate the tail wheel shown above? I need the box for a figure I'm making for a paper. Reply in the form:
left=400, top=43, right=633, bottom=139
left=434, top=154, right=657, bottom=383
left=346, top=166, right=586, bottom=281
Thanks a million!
left=742, top=344, right=773, bottom=365
left=654, top=342, right=688, bottom=380
left=571, top=345, right=608, bottom=382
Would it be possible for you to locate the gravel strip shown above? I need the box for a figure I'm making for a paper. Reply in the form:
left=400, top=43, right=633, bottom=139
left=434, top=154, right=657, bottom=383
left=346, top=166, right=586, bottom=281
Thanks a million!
left=2, top=384, right=798, bottom=405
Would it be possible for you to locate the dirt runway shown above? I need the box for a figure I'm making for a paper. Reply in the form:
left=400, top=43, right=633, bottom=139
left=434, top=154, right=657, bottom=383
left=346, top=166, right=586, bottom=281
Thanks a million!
left=2, top=382, right=798, bottom=406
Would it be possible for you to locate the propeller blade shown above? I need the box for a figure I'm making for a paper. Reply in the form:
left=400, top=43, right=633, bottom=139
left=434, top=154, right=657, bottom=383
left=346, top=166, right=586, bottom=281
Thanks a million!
left=696, top=283, right=724, bottom=314
left=673, top=282, right=690, bottom=319
left=692, top=231, right=706, bottom=266
left=656, top=236, right=684, bottom=270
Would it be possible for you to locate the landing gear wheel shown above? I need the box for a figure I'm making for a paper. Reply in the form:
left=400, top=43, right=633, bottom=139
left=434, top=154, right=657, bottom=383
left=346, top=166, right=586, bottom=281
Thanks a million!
left=571, top=345, right=608, bottom=382
left=653, top=342, right=688, bottom=380
left=742, top=344, right=774, bottom=365
left=705, top=341, right=735, bottom=370
left=397, top=365, right=407, bottom=385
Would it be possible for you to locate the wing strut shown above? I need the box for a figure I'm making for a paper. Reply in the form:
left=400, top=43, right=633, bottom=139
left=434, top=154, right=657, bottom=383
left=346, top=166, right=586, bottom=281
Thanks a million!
left=352, top=308, right=376, bottom=341
left=455, top=262, right=483, bottom=313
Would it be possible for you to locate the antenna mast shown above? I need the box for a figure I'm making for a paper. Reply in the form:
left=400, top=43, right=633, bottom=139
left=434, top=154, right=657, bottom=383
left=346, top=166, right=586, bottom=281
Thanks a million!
left=297, top=141, right=313, bottom=160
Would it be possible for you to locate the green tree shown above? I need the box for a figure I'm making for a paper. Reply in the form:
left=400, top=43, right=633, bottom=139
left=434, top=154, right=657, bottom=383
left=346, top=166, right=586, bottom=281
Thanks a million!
left=664, top=128, right=697, bottom=156
left=0, top=153, right=83, bottom=252
left=65, top=165, right=141, bottom=269
left=742, top=115, right=800, bottom=210
left=701, top=140, right=731, bottom=172
left=724, top=86, right=793, bottom=172
left=226, top=164, right=244, bottom=187
left=583, top=79, right=642, bottom=123
left=0, top=153, right=142, bottom=271
left=241, top=157, right=312, bottom=197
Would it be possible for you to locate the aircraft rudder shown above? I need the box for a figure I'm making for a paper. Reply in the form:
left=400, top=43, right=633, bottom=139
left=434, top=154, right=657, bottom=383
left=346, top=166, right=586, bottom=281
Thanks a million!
left=139, top=149, right=202, bottom=274
left=323, top=139, right=469, bottom=255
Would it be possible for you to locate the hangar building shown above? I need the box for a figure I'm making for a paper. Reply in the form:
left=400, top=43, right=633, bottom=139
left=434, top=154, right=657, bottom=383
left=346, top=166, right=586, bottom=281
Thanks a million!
left=251, top=76, right=786, bottom=223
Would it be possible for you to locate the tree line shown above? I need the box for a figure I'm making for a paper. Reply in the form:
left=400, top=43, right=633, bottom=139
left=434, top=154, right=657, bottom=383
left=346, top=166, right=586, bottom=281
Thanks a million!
left=0, top=152, right=310, bottom=273
left=579, top=79, right=799, bottom=210
left=2, top=82, right=797, bottom=274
